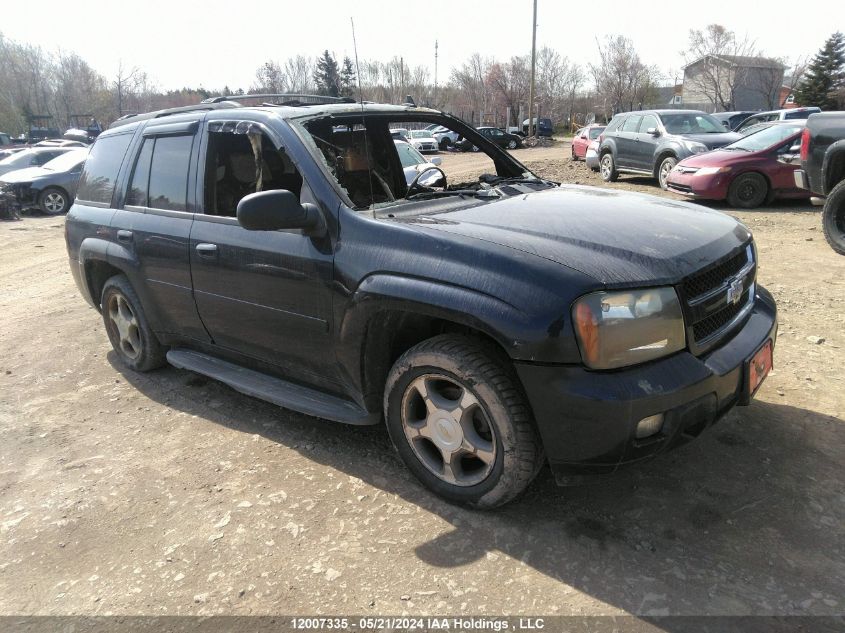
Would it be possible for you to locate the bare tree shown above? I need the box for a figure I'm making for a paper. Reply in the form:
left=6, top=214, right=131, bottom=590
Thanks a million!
left=253, top=60, right=287, bottom=93
left=450, top=54, right=494, bottom=124
left=489, top=56, right=530, bottom=127
left=590, top=35, right=661, bottom=118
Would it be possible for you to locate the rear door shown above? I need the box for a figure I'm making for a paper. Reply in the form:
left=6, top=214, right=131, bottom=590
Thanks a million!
left=109, top=119, right=210, bottom=344
left=188, top=116, right=337, bottom=390
left=615, top=115, right=642, bottom=168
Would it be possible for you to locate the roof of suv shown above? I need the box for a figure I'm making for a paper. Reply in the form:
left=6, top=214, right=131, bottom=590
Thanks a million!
left=109, top=99, right=440, bottom=131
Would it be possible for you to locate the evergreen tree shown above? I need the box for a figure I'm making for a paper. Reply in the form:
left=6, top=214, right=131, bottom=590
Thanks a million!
left=795, top=32, right=845, bottom=109
left=339, top=56, right=357, bottom=97
left=313, top=50, right=340, bottom=97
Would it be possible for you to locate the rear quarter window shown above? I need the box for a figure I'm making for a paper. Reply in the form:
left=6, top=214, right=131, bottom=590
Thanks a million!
left=76, top=133, right=134, bottom=205
left=605, top=116, right=625, bottom=133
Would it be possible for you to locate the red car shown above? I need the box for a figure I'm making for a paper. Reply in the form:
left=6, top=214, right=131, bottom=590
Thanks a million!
left=666, top=121, right=810, bottom=208
left=571, top=124, right=605, bottom=161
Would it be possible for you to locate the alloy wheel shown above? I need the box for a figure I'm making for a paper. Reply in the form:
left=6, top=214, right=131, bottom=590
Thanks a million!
left=400, top=373, right=496, bottom=486
left=43, top=192, right=66, bottom=214
left=108, top=294, right=142, bottom=360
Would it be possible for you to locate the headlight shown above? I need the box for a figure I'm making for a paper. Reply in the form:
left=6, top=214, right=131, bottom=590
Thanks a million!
left=572, top=287, right=686, bottom=369
left=683, top=140, right=708, bottom=154
left=695, top=166, right=730, bottom=176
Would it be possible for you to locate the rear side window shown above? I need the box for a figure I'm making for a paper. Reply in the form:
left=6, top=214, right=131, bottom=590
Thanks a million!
left=126, top=135, right=193, bottom=211
left=77, top=133, right=133, bottom=205
left=784, top=110, right=811, bottom=120
left=605, top=116, right=625, bottom=133
left=621, top=115, right=642, bottom=132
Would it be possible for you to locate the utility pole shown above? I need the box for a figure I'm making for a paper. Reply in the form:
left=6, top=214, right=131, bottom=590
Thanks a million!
left=527, top=0, right=538, bottom=137
left=434, top=40, right=439, bottom=106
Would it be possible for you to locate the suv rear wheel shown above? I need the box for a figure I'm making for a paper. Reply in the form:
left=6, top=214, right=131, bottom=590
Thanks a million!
left=101, top=275, right=167, bottom=372
left=658, top=156, right=677, bottom=190
left=600, top=153, right=618, bottom=182
left=822, top=180, right=845, bottom=255
left=384, top=335, right=543, bottom=508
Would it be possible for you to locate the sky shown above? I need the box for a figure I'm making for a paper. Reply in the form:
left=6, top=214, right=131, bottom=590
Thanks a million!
left=0, top=0, right=835, bottom=91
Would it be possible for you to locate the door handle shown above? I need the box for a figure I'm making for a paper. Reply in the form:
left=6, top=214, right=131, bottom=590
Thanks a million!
left=116, top=230, right=133, bottom=243
left=195, top=243, right=218, bottom=257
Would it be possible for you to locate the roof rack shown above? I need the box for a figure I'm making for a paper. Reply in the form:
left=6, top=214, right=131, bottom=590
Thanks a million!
left=109, top=102, right=239, bottom=129
left=201, top=93, right=356, bottom=106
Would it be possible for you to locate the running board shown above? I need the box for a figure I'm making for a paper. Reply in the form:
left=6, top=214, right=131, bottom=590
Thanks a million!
left=166, top=349, right=379, bottom=426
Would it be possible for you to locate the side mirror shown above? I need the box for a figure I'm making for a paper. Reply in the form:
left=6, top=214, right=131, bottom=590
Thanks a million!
left=236, top=189, right=325, bottom=235
left=723, top=122, right=730, bottom=129
left=580, top=134, right=587, bottom=139
left=647, top=127, right=660, bottom=136
left=430, top=156, right=442, bottom=166
left=789, top=143, right=801, bottom=153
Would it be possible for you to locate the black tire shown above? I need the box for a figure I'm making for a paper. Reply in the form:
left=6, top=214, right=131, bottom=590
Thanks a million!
left=822, top=179, right=845, bottom=255
left=101, top=275, right=166, bottom=372
left=600, top=152, right=618, bottom=182
left=657, top=156, right=677, bottom=190
left=727, top=172, right=769, bottom=209
left=38, top=187, right=69, bottom=215
left=384, top=334, right=543, bottom=508
left=439, top=138, right=451, bottom=151
left=571, top=144, right=578, bottom=161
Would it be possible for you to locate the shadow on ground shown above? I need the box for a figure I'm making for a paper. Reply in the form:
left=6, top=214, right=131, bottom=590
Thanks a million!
left=111, top=353, right=845, bottom=621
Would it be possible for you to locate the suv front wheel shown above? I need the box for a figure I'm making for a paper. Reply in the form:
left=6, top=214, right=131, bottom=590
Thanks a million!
left=384, top=335, right=543, bottom=508
left=600, top=153, right=618, bottom=182
left=101, top=275, right=167, bottom=372
left=658, top=156, right=677, bottom=190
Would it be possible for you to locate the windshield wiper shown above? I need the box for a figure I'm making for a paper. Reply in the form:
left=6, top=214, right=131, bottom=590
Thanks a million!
left=407, top=189, right=499, bottom=201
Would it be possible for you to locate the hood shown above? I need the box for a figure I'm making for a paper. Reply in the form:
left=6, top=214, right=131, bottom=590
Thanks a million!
left=416, top=185, right=750, bottom=286
left=0, top=166, right=50, bottom=183
left=676, top=132, right=741, bottom=149
left=677, top=148, right=761, bottom=169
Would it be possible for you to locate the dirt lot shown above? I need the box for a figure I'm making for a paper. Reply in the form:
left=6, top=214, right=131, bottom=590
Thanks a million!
left=1, top=142, right=843, bottom=619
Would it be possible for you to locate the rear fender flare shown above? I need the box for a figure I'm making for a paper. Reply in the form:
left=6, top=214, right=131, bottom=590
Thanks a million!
left=822, top=141, right=845, bottom=194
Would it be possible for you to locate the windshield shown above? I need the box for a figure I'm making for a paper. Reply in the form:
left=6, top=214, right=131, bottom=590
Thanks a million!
left=409, top=130, right=431, bottom=138
left=395, top=141, right=426, bottom=168
left=42, top=149, right=88, bottom=171
left=588, top=127, right=605, bottom=140
left=660, top=112, right=726, bottom=134
left=725, top=125, right=803, bottom=152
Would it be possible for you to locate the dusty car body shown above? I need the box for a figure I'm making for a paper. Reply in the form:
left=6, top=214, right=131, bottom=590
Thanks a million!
left=65, top=95, right=777, bottom=507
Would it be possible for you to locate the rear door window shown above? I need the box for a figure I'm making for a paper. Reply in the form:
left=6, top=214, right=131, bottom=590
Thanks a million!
left=126, top=138, right=154, bottom=207
left=147, top=135, right=193, bottom=211
left=621, top=115, right=642, bottom=133
left=76, top=133, right=134, bottom=205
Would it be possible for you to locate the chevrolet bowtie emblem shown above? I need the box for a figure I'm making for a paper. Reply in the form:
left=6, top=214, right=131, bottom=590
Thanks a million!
left=726, top=277, right=744, bottom=306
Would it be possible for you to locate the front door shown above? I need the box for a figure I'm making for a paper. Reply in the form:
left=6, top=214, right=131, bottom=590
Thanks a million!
left=188, top=118, right=337, bottom=389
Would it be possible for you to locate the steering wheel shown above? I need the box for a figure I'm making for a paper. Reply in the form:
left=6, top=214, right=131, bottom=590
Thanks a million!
left=407, top=166, right=447, bottom=197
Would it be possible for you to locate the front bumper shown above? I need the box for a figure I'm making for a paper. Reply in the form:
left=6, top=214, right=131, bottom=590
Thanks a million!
left=666, top=170, right=731, bottom=200
left=515, top=286, right=777, bottom=483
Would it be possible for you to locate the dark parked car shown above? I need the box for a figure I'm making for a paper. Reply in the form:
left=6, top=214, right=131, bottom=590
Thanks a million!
left=793, top=112, right=845, bottom=254
left=65, top=96, right=777, bottom=508
left=475, top=127, right=523, bottom=149
left=522, top=117, right=553, bottom=137
left=734, top=107, right=821, bottom=134
left=0, top=147, right=76, bottom=177
left=598, top=109, right=741, bottom=189
left=666, top=122, right=808, bottom=208
left=0, top=148, right=88, bottom=215
left=711, top=111, right=757, bottom=131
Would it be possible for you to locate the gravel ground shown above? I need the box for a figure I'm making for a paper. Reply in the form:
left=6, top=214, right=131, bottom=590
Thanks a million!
left=0, top=142, right=843, bottom=618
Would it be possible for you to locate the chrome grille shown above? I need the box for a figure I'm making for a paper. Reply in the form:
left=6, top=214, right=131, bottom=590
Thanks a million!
left=682, top=243, right=756, bottom=349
